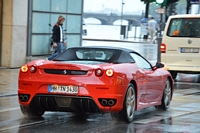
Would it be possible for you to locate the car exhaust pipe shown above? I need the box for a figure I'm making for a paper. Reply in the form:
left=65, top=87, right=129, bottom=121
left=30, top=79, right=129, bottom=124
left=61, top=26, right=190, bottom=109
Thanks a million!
left=19, top=94, right=30, bottom=102
left=101, top=99, right=107, bottom=106
left=108, top=100, right=115, bottom=106
left=19, top=95, right=24, bottom=102
left=23, top=95, right=29, bottom=102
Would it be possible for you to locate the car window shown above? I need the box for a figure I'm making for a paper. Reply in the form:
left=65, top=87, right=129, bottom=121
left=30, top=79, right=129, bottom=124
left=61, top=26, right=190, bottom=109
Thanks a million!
left=167, top=18, right=200, bottom=37
left=130, top=53, right=152, bottom=70
left=76, top=49, right=114, bottom=60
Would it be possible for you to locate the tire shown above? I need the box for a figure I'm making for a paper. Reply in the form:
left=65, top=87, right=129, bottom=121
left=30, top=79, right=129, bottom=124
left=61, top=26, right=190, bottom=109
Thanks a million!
left=121, top=83, right=136, bottom=123
left=110, top=84, right=136, bottom=123
left=156, top=78, right=172, bottom=110
left=20, top=105, right=45, bottom=118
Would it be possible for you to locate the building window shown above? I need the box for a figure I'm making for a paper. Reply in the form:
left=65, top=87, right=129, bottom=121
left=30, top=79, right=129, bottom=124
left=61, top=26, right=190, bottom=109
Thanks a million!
left=33, top=0, right=50, bottom=12
left=28, top=0, right=83, bottom=56
left=51, top=0, right=67, bottom=12
left=66, top=15, right=81, bottom=33
left=67, top=0, right=82, bottom=14
left=32, top=13, right=50, bottom=33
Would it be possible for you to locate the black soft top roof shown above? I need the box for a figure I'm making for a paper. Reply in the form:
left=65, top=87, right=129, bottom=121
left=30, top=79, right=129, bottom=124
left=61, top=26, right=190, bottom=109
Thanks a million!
left=54, top=46, right=138, bottom=63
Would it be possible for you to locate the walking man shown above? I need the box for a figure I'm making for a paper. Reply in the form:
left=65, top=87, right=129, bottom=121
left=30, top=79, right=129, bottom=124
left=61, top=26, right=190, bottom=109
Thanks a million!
left=148, top=17, right=157, bottom=44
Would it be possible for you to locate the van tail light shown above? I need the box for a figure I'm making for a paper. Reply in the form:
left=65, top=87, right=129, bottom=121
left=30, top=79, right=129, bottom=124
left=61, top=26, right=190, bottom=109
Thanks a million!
left=160, top=43, right=166, bottom=53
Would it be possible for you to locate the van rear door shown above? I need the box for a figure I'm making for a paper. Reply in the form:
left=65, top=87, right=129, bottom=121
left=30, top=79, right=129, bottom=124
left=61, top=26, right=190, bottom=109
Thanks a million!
left=162, top=17, right=200, bottom=70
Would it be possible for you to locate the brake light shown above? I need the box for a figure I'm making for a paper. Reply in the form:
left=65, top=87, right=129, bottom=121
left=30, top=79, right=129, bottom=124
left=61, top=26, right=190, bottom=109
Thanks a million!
left=95, top=68, right=103, bottom=76
left=21, top=65, right=28, bottom=72
left=95, top=68, right=114, bottom=77
left=160, top=43, right=166, bottom=53
left=106, top=69, right=114, bottom=77
left=30, top=65, right=37, bottom=73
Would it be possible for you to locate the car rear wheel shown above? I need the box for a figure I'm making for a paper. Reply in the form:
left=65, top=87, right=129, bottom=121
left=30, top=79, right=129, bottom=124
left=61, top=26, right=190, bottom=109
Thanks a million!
left=111, top=84, right=136, bottom=123
left=20, top=105, right=45, bottom=118
left=156, top=78, right=172, bottom=110
left=121, top=83, right=136, bottom=123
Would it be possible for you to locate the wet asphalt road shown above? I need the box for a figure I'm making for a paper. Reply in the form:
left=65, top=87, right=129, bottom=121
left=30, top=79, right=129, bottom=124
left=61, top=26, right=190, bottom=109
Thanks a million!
left=1, top=41, right=200, bottom=133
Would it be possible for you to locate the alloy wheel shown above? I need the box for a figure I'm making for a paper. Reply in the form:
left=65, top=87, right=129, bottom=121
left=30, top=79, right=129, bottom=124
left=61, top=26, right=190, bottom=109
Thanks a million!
left=125, top=85, right=136, bottom=121
left=164, top=79, right=171, bottom=109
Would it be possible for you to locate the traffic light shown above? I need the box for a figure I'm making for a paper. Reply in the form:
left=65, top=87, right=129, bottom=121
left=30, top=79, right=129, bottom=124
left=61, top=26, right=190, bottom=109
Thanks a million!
left=156, top=0, right=165, bottom=4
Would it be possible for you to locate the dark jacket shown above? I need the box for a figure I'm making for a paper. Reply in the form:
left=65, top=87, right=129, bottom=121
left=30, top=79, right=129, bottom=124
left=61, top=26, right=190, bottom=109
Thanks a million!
left=52, top=25, right=63, bottom=43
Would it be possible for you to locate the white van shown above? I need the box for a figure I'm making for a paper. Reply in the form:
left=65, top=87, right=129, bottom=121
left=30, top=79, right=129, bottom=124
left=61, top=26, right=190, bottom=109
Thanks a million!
left=161, top=14, right=200, bottom=79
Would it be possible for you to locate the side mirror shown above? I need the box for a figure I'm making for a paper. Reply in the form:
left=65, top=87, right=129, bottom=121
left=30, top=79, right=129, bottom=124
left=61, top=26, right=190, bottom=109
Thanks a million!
left=154, top=62, right=165, bottom=69
left=156, top=62, right=165, bottom=68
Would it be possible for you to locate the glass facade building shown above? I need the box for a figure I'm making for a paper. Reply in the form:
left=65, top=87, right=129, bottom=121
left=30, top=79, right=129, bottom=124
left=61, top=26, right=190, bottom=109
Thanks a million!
left=28, top=0, right=83, bottom=56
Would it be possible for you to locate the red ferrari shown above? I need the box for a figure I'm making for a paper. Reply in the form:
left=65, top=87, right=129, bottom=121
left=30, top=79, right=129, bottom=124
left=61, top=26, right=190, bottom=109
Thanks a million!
left=18, top=46, right=174, bottom=123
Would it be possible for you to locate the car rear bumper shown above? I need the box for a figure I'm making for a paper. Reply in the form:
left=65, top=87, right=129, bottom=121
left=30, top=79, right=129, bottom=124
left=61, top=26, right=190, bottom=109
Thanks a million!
left=19, top=94, right=124, bottom=113
left=28, top=95, right=101, bottom=113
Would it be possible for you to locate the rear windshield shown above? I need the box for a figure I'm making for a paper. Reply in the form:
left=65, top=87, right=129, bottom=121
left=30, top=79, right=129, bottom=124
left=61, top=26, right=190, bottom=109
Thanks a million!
left=76, top=49, right=114, bottom=60
left=167, top=18, right=200, bottom=37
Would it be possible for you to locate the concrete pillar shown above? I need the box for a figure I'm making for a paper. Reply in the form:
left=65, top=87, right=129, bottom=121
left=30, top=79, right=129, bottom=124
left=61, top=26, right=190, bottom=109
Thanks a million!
left=1, top=0, right=28, bottom=68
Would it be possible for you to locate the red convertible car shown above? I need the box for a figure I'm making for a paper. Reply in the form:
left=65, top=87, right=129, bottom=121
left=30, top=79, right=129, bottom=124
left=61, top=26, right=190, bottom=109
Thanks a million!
left=18, top=46, right=174, bottom=123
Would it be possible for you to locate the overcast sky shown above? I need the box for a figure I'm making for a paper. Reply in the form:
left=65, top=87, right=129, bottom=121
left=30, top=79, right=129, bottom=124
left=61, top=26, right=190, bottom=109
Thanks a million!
left=84, top=0, right=146, bottom=12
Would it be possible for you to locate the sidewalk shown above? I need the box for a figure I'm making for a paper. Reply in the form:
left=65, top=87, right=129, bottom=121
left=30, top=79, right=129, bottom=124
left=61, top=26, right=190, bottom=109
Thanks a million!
left=0, top=68, right=19, bottom=97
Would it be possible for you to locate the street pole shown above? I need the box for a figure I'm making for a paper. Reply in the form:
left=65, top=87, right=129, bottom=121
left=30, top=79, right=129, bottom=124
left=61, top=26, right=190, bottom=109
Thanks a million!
left=157, top=6, right=164, bottom=62
left=159, top=13, right=163, bottom=37
left=159, top=5, right=163, bottom=37
left=120, top=0, right=124, bottom=38
left=120, top=0, right=124, bottom=27
left=199, top=0, right=200, bottom=13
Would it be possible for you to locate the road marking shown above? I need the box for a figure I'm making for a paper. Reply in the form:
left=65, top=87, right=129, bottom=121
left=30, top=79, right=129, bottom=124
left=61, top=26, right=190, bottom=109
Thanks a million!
left=133, top=109, right=200, bottom=124
left=0, top=120, right=45, bottom=132
left=0, top=94, right=17, bottom=98
left=0, top=107, right=20, bottom=113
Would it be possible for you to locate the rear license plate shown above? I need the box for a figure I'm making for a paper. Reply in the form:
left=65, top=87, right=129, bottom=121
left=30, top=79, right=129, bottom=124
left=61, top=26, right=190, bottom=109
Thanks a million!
left=48, top=85, right=78, bottom=94
left=180, top=48, right=199, bottom=53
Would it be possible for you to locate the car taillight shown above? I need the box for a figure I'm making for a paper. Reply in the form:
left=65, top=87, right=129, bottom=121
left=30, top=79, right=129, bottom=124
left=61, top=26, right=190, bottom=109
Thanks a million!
left=106, top=69, right=114, bottom=77
left=160, top=43, right=166, bottom=53
left=95, top=68, right=103, bottom=76
left=30, top=65, right=37, bottom=73
left=21, top=65, right=28, bottom=73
